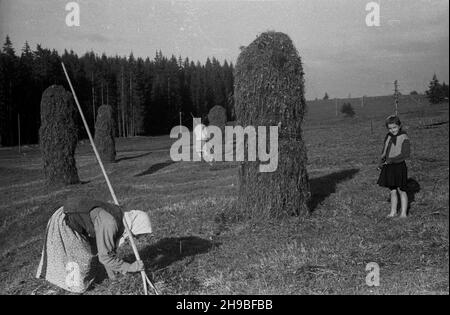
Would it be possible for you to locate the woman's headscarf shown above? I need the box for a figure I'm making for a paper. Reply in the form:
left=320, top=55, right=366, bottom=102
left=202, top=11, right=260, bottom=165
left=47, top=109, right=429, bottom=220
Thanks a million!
left=118, top=210, right=153, bottom=247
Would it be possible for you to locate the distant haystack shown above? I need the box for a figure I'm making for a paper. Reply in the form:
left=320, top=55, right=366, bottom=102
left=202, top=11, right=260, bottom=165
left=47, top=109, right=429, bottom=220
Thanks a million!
left=207, top=105, right=227, bottom=131
left=39, top=85, right=79, bottom=186
left=234, top=31, right=310, bottom=219
left=206, top=105, right=227, bottom=165
left=94, top=105, right=116, bottom=163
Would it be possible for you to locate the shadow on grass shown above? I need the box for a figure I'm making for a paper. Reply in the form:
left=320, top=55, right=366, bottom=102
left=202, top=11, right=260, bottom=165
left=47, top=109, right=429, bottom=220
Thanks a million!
left=209, top=162, right=239, bottom=171
left=406, top=178, right=421, bottom=205
left=116, top=152, right=152, bottom=163
left=137, top=236, right=220, bottom=271
left=134, top=161, right=175, bottom=177
left=388, top=178, right=421, bottom=213
left=383, top=178, right=421, bottom=212
left=308, top=168, right=359, bottom=213
left=90, top=237, right=219, bottom=292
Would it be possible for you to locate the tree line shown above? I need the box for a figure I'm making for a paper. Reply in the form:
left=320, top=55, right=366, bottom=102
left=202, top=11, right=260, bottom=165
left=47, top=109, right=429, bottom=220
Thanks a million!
left=426, top=74, right=449, bottom=104
left=0, top=36, right=235, bottom=147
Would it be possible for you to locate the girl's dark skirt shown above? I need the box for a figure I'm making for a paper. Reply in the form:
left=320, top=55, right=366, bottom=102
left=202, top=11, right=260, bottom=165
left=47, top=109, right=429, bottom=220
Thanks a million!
left=377, top=161, right=408, bottom=191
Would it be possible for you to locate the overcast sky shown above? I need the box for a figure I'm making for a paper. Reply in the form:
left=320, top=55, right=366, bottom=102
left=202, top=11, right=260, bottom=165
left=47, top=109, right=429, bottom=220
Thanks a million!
left=0, top=0, right=448, bottom=99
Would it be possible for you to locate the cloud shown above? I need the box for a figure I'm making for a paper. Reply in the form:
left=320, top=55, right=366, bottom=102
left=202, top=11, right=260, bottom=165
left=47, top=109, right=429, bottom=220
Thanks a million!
left=62, top=31, right=111, bottom=43
left=374, top=36, right=448, bottom=57
left=84, top=33, right=110, bottom=43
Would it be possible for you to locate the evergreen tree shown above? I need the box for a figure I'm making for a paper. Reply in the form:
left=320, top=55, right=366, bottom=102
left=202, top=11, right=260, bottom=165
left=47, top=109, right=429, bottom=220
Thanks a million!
left=441, top=82, right=449, bottom=99
left=2, top=35, right=15, bottom=56
left=341, top=103, right=355, bottom=118
left=2, top=36, right=18, bottom=145
left=204, top=58, right=215, bottom=112
left=0, top=52, right=6, bottom=146
left=190, top=63, right=202, bottom=117
left=17, top=42, right=36, bottom=144
left=133, top=57, right=146, bottom=135
left=426, top=74, right=444, bottom=104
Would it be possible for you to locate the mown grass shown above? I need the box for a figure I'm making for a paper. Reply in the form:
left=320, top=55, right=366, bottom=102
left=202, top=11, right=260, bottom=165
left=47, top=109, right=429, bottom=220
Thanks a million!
left=0, top=101, right=448, bottom=295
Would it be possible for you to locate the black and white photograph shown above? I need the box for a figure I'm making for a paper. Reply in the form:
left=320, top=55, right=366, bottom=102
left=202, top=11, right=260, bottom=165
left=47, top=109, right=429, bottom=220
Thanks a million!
left=0, top=0, right=448, bottom=298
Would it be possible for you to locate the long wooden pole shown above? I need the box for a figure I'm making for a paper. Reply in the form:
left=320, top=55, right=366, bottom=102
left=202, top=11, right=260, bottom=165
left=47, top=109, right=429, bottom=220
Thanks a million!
left=335, top=98, right=338, bottom=116
left=62, top=62, right=158, bottom=295
left=394, top=80, right=399, bottom=116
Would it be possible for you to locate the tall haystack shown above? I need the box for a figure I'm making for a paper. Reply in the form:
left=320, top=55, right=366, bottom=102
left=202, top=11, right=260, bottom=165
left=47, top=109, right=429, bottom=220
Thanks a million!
left=94, top=104, right=116, bottom=163
left=234, top=31, right=310, bottom=218
left=207, top=105, right=227, bottom=131
left=39, top=85, right=79, bottom=186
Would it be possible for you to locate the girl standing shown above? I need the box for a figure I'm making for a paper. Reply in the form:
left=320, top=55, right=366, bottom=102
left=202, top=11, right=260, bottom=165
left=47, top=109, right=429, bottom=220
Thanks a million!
left=377, top=115, right=411, bottom=218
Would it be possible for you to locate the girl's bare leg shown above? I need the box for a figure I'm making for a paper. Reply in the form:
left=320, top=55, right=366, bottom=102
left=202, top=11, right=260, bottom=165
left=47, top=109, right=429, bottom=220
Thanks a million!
left=398, top=189, right=408, bottom=218
left=388, top=189, right=398, bottom=217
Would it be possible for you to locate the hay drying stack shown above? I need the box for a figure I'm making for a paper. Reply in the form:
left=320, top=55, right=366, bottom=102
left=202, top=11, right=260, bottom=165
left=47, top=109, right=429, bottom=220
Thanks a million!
left=207, top=105, right=227, bottom=165
left=234, top=31, right=310, bottom=218
left=39, top=85, right=79, bottom=186
left=94, top=104, right=116, bottom=163
left=207, top=105, right=227, bottom=131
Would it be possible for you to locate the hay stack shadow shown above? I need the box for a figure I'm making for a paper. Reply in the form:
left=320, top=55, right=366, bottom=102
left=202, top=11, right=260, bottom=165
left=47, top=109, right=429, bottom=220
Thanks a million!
left=405, top=178, right=420, bottom=205
left=308, top=168, right=359, bottom=212
left=134, top=161, right=175, bottom=177
left=135, top=236, right=220, bottom=271
left=116, top=152, right=152, bottom=163
left=388, top=178, right=421, bottom=212
left=384, top=178, right=421, bottom=212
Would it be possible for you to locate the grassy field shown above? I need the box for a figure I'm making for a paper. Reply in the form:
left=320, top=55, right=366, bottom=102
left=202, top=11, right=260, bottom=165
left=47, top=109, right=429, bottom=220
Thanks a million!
left=0, top=96, right=448, bottom=295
